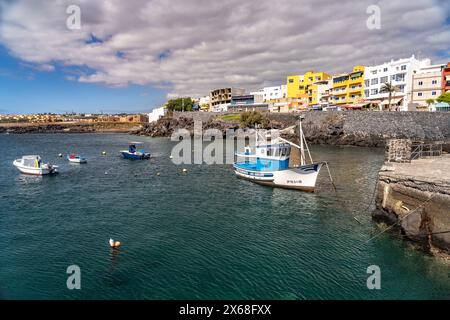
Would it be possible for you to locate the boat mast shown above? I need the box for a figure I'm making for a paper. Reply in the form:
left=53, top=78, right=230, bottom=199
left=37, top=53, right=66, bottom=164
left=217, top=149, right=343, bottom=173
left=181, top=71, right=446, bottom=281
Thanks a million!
left=299, top=117, right=306, bottom=166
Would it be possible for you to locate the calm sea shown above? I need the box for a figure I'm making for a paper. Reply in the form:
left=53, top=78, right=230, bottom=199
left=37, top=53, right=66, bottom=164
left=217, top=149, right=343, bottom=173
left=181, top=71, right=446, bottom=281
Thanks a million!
left=0, top=133, right=449, bottom=300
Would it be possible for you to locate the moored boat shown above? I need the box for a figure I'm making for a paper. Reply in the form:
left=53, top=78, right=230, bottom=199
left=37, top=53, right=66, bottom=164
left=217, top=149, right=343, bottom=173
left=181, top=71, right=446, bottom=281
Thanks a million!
left=67, top=154, right=87, bottom=163
left=233, top=116, right=327, bottom=192
left=120, top=142, right=150, bottom=160
left=13, top=155, right=58, bottom=176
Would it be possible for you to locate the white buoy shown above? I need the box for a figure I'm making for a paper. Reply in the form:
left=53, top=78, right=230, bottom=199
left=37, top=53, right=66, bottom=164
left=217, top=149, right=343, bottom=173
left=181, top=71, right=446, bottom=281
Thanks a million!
left=58, top=153, right=63, bottom=157
left=156, top=172, right=161, bottom=176
left=102, top=151, right=107, bottom=156
left=182, top=168, right=188, bottom=173
left=169, top=155, right=173, bottom=159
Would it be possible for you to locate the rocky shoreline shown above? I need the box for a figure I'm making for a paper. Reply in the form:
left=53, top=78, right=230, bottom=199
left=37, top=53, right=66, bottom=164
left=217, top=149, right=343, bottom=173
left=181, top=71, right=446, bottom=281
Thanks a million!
left=0, top=122, right=141, bottom=134
left=134, top=111, right=450, bottom=148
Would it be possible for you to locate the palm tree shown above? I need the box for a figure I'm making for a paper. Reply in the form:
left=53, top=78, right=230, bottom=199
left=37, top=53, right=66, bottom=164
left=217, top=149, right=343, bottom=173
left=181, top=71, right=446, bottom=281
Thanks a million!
left=380, top=82, right=400, bottom=111
left=426, top=99, right=435, bottom=108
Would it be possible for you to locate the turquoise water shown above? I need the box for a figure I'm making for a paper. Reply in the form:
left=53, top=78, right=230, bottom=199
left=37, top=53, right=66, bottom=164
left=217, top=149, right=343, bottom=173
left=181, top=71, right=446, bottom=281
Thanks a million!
left=0, top=133, right=449, bottom=300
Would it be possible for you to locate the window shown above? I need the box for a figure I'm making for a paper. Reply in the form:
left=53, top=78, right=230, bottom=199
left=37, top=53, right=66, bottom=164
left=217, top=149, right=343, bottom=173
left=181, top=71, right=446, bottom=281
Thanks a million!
left=418, top=81, right=423, bottom=86
left=395, top=74, right=405, bottom=82
left=418, top=92, right=423, bottom=97
left=398, top=85, right=405, bottom=92
left=401, top=65, right=407, bottom=71
left=380, top=76, right=388, bottom=83
left=432, top=91, right=437, bottom=96
left=371, top=78, right=378, bottom=85
left=365, top=90, right=369, bottom=97
left=364, top=80, right=370, bottom=87
left=371, top=89, right=378, bottom=95
left=432, top=80, right=438, bottom=85
left=383, top=68, right=388, bottom=72
left=371, top=70, right=377, bottom=75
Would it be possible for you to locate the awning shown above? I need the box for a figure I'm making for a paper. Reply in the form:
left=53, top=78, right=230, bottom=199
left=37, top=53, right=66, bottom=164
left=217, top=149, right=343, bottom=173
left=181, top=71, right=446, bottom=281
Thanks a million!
left=380, top=97, right=404, bottom=105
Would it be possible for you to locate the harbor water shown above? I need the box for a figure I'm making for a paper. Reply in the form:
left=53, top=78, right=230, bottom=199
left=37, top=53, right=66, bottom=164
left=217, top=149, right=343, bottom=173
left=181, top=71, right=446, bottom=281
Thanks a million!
left=1, top=133, right=450, bottom=300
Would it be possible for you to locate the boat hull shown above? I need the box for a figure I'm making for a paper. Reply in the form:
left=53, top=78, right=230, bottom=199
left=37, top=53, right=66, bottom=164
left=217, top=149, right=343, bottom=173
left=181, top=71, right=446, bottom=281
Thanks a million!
left=13, top=161, right=58, bottom=176
left=68, top=158, right=87, bottom=164
left=120, top=151, right=151, bottom=160
left=233, top=163, right=323, bottom=192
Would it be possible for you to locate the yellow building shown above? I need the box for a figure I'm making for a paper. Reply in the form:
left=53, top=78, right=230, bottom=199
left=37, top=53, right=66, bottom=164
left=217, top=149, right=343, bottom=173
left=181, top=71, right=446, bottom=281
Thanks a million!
left=331, top=66, right=365, bottom=106
left=287, top=71, right=331, bottom=106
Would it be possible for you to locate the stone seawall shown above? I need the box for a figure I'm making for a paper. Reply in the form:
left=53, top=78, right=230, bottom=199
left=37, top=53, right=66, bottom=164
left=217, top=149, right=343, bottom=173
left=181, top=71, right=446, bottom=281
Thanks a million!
left=374, top=154, right=450, bottom=255
left=144, top=111, right=450, bottom=147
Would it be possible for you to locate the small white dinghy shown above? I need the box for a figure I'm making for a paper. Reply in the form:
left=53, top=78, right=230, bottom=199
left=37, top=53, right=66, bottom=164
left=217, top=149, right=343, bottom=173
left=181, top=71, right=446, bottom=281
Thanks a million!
left=67, top=154, right=87, bottom=164
left=13, top=155, right=58, bottom=176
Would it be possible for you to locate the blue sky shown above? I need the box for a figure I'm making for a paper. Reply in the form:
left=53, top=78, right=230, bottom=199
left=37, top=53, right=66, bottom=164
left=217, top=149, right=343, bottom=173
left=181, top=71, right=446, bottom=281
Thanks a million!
left=0, top=45, right=167, bottom=114
left=0, top=0, right=448, bottom=115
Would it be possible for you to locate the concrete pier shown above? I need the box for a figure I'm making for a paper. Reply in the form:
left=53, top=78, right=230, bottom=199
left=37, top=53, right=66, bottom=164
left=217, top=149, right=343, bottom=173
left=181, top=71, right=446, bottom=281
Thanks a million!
left=374, top=143, right=450, bottom=255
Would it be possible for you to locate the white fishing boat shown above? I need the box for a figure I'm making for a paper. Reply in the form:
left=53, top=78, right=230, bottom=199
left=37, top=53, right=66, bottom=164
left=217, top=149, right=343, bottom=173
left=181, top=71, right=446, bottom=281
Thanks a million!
left=233, top=116, right=331, bottom=192
left=67, top=154, right=87, bottom=164
left=13, top=155, right=58, bottom=176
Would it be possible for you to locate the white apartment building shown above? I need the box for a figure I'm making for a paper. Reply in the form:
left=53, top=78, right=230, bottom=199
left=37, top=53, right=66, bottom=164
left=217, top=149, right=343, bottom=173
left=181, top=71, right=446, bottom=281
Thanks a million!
left=198, top=96, right=210, bottom=111
left=314, top=80, right=333, bottom=107
left=364, top=55, right=431, bottom=111
left=411, top=64, right=445, bottom=109
left=148, top=106, right=166, bottom=123
left=251, top=85, right=287, bottom=102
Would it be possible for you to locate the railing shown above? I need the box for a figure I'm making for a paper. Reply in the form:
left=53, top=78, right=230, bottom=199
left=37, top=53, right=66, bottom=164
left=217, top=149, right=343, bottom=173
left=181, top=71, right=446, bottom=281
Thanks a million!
left=411, top=143, right=443, bottom=160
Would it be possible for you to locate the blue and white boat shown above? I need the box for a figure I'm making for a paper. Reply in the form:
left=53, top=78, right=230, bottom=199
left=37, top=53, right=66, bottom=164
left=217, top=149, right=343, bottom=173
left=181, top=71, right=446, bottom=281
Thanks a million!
left=233, top=117, right=326, bottom=192
left=120, top=142, right=151, bottom=160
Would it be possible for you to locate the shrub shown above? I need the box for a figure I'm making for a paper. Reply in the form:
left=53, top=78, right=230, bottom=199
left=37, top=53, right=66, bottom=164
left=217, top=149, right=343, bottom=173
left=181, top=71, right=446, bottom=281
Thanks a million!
left=240, top=111, right=269, bottom=128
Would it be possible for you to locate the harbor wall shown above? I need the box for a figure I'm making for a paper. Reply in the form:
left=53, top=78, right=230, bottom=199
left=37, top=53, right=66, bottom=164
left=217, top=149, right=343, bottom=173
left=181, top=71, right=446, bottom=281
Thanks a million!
left=374, top=141, right=450, bottom=255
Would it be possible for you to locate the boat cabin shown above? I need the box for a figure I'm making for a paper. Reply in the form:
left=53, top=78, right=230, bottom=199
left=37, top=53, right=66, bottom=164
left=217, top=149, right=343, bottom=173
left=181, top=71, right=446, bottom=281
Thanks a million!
left=21, top=155, right=42, bottom=168
left=254, top=144, right=291, bottom=170
left=236, top=143, right=291, bottom=172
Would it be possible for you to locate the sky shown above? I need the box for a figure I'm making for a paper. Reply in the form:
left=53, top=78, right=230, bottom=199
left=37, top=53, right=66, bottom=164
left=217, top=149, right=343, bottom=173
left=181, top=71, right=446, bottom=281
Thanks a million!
left=0, top=0, right=449, bottom=114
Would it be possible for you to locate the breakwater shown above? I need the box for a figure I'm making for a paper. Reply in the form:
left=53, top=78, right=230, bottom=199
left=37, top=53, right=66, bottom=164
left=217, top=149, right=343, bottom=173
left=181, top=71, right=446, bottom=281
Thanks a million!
left=135, top=111, right=450, bottom=147
left=374, top=140, right=450, bottom=256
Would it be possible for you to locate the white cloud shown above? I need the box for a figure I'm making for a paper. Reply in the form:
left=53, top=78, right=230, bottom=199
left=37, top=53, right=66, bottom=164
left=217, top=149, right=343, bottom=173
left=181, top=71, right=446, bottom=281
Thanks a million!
left=0, top=0, right=449, bottom=98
